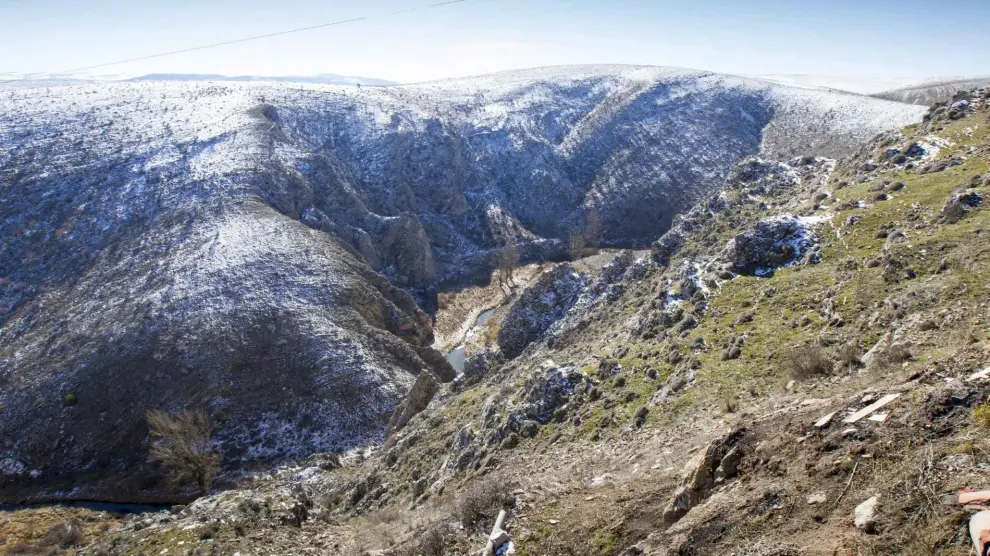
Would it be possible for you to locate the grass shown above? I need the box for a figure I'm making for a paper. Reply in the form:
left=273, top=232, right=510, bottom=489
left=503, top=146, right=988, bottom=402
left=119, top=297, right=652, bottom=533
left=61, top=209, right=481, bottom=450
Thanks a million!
left=973, top=402, right=990, bottom=428
left=622, top=109, right=990, bottom=428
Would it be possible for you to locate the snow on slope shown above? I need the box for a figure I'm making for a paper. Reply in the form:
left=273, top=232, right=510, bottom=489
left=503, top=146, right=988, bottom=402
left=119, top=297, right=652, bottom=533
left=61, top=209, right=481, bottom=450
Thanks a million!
left=749, top=74, right=943, bottom=95
left=0, top=65, right=926, bottom=502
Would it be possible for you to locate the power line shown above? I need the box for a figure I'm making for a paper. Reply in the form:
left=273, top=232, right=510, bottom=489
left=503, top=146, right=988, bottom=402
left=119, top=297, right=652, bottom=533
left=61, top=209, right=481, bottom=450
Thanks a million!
left=39, top=0, right=470, bottom=77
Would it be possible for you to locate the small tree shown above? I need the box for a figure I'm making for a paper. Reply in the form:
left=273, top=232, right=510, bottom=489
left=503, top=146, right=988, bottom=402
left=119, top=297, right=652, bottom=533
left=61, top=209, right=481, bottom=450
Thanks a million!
left=146, top=409, right=220, bottom=495
left=585, top=208, right=604, bottom=252
left=567, top=231, right=586, bottom=261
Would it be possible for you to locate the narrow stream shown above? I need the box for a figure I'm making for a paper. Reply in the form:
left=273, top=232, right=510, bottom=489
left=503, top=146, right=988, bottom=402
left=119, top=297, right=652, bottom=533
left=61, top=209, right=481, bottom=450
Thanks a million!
left=444, top=307, right=497, bottom=374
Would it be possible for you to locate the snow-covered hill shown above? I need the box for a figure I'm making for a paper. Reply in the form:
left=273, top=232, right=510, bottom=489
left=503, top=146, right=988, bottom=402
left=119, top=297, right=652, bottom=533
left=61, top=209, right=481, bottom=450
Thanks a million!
left=0, top=65, right=926, bottom=502
left=748, top=74, right=940, bottom=95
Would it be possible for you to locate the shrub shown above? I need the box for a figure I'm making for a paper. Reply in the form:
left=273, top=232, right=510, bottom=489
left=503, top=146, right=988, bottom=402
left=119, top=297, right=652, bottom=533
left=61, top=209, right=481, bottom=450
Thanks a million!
left=456, top=477, right=515, bottom=528
left=62, top=393, right=78, bottom=406
left=633, top=406, right=649, bottom=427
left=973, top=403, right=990, bottom=428
left=873, top=341, right=912, bottom=369
left=837, top=343, right=861, bottom=368
left=411, top=521, right=454, bottom=556
left=198, top=523, right=219, bottom=540
left=41, top=519, right=83, bottom=548
left=146, top=408, right=221, bottom=495
left=787, top=344, right=833, bottom=380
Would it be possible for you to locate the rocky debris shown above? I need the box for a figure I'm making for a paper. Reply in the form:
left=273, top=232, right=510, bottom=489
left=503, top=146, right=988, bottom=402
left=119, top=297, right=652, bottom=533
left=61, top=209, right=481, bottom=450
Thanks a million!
left=513, top=361, right=588, bottom=424
left=727, top=215, right=823, bottom=275
left=854, top=495, right=879, bottom=533
left=497, top=265, right=588, bottom=358
left=385, top=370, right=441, bottom=439
left=727, top=157, right=800, bottom=192
left=919, top=156, right=964, bottom=174
left=878, top=250, right=917, bottom=283
left=662, top=430, right=746, bottom=525
left=941, top=189, right=983, bottom=223
left=590, top=250, right=637, bottom=301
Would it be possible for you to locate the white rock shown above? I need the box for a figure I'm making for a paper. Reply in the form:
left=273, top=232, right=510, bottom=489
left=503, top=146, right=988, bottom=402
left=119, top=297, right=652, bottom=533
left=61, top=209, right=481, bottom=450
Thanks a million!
left=854, top=496, right=879, bottom=532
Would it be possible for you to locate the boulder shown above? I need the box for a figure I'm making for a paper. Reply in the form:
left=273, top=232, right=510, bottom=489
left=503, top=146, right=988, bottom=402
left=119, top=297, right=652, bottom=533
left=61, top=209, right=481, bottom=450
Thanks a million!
left=515, top=361, right=587, bottom=423
left=854, top=496, right=879, bottom=533
left=727, top=216, right=821, bottom=275
left=385, top=370, right=441, bottom=438
left=651, top=231, right=684, bottom=267
left=661, top=429, right=746, bottom=524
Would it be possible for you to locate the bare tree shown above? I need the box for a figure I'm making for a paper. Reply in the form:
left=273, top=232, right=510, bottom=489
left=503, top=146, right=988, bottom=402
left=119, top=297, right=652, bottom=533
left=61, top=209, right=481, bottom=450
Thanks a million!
left=585, top=208, right=604, bottom=252
left=567, top=231, right=586, bottom=261
left=146, top=409, right=220, bottom=495
left=496, top=243, right=520, bottom=293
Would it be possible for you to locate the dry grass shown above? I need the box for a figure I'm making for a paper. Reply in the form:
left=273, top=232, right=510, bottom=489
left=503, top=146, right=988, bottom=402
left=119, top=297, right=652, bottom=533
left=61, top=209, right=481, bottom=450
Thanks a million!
left=837, top=342, right=861, bottom=368
left=720, top=393, right=739, bottom=413
left=787, top=343, right=833, bottom=380
left=407, top=521, right=454, bottom=556
left=456, top=476, right=515, bottom=529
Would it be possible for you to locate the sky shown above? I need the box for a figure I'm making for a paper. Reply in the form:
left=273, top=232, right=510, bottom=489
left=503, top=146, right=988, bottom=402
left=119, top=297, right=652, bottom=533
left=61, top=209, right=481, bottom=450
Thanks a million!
left=0, top=0, right=988, bottom=84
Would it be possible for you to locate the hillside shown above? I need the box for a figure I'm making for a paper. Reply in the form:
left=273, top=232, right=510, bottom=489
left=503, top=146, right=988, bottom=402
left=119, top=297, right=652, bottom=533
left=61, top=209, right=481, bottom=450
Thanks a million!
left=0, top=66, right=926, bottom=505
left=52, top=85, right=990, bottom=555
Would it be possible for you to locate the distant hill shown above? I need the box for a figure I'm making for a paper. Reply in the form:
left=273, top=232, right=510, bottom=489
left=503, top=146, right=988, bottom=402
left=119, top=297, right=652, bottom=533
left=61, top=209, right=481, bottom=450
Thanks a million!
left=129, top=73, right=398, bottom=87
left=0, top=71, right=397, bottom=89
left=872, top=76, right=990, bottom=105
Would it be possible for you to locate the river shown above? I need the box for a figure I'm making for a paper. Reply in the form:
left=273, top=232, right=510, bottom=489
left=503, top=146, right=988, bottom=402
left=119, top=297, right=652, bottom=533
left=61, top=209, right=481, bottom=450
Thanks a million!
left=444, top=306, right=497, bottom=373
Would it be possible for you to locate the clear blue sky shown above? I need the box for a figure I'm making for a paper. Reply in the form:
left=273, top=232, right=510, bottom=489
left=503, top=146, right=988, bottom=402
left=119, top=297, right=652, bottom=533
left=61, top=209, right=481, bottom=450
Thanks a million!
left=0, top=0, right=987, bottom=82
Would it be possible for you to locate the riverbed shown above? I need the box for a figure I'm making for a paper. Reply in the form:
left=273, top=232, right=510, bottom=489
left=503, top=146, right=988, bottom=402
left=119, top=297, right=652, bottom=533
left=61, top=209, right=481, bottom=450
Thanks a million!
left=444, top=306, right=497, bottom=373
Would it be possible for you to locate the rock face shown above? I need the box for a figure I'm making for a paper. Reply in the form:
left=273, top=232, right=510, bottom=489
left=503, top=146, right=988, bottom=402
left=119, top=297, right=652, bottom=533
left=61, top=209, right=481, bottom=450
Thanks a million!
left=0, top=100, right=453, bottom=503
left=497, top=266, right=588, bottom=358
left=385, top=370, right=440, bottom=439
